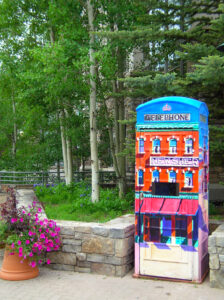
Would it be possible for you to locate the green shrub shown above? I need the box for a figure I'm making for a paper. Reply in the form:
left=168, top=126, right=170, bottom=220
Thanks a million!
left=35, top=182, right=134, bottom=222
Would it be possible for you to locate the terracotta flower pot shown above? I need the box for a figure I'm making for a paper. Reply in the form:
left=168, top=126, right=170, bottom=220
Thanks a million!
left=0, top=249, right=39, bottom=281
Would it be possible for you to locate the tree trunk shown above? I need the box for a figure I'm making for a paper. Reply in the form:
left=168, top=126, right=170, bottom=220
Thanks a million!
left=12, top=95, right=17, bottom=162
left=66, top=136, right=73, bottom=184
left=87, top=0, right=100, bottom=202
left=59, top=110, right=68, bottom=184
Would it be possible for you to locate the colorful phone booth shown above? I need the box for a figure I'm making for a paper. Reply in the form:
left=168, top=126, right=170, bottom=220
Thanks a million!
left=134, top=96, right=209, bottom=282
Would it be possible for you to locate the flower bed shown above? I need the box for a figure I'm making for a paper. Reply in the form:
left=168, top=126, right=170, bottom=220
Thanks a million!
left=15, top=189, right=135, bottom=277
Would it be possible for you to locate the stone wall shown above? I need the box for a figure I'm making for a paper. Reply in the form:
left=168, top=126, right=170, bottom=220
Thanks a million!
left=47, top=215, right=135, bottom=277
left=208, top=223, right=224, bottom=288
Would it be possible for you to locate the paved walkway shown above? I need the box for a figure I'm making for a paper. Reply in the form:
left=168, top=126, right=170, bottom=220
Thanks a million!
left=0, top=255, right=223, bottom=300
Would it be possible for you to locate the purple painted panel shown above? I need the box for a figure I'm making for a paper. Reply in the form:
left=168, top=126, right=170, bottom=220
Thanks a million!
left=150, top=156, right=199, bottom=167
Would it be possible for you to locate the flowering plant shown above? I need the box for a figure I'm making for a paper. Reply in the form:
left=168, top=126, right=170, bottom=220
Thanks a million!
left=0, top=188, right=61, bottom=268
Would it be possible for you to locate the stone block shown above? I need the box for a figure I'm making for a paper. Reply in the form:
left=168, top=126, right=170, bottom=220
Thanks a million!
left=105, top=255, right=132, bottom=266
left=217, top=247, right=224, bottom=255
left=62, top=238, right=82, bottom=246
left=115, top=236, right=134, bottom=257
left=216, top=235, right=224, bottom=247
left=115, top=263, right=133, bottom=277
left=209, top=254, right=220, bottom=270
left=75, top=266, right=91, bottom=273
left=75, top=232, right=92, bottom=240
left=61, top=234, right=76, bottom=239
left=82, top=237, right=114, bottom=255
left=87, top=253, right=106, bottom=264
left=75, top=226, right=92, bottom=234
left=208, top=246, right=217, bottom=254
left=92, top=226, right=109, bottom=237
left=208, top=236, right=216, bottom=247
left=109, top=228, right=125, bottom=239
left=219, top=254, right=224, bottom=263
left=60, top=226, right=75, bottom=236
left=47, top=264, right=75, bottom=271
left=91, top=263, right=115, bottom=276
left=62, top=244, right=82, bottom=253
left=47, top=251, right=76, bottom=265
left=210, top=268, right=224, bottom=289
left=77, top=261, right=91, bottom=268
left=76, top=252, right=86, bottom=261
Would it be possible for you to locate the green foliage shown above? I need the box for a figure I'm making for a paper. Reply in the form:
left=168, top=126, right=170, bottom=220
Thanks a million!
left=35, top=183, right=134, bottom=222
left=0, top=221, right=8, bottom=246
left=209, top=125, right=224, bottom=167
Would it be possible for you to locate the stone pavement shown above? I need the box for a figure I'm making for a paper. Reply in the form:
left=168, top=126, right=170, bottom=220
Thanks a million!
left=0, top=253, right=224, bottom=300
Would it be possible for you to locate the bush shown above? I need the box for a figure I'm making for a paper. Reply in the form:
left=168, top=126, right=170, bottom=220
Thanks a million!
left=35, top=182, right=134, bottom=222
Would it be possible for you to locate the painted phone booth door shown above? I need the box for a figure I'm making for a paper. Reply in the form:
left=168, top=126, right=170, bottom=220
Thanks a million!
left=134, top=96, right=209, bottom=282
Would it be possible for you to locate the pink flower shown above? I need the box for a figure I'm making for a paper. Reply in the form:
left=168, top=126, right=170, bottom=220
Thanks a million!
left=38, top=245, right=42, bottom=251
left=38, top=259, right=42, bottom=264
left=20, top=218, right=23, bottom=222
left=11, top=218, right=17, bottom=223
left=11, top=243, right=15, bottom=249
left=38, top=208, right=42, bottom=213
left=33, top=243, right=38, bottom=248
left=24, top=255, right=27, bottom=259
left=46, top=247, right=51, bottom=252
left=40, top=233, right=45, bottom=239
left=46, top=259, right=51, bottom=265
left=25, top=240, right=30, bottom=245
left=29, top=252, right=33, bottom=257
left=46, top=228, right=49, bottom=233
left=22, top=210, right=26, bottom=214
left=28, top=231, right=33, bottom=236
left=28, top=213, right=31, bottom=216
left=9, top=252, right=14, bottom=255
left=19, top=247, right=23, bottom=252
left=30, top=261, right=36, bottom=268
left=19, top=252, right=23, bottom=257
left=18, top=240, right=22, bottom=246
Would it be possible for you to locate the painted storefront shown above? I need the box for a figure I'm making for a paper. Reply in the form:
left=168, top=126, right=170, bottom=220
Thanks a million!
left=134, top=96, right=209, bottom=282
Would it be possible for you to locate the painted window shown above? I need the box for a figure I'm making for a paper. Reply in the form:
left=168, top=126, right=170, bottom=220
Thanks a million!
left=169, top=171, right=176, bottom=183
left=149, top=216, right=160, bottom=242
left=184, top=171, right=193, bottom=187
left=143, top=215, right=150, bottom=242
left=175, top=216, right=188, bottom=245
left=161, top=216, right=172, bottom=244
left=152, top=139, right=160, bottom=153
left=185, top=138, right=193, bottom=154
left=139, top=138, right=144, bottom=153
left=138, top=169, right=144, bottom=185
left=142, top=215, right=196, bottom=246
left=152, top=170, right=159, bottom=182
left=169, top=138, right=177, bottom=153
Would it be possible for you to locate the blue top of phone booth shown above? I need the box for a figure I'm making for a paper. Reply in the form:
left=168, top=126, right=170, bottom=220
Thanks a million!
left=136, top=96, right=208, bottom=129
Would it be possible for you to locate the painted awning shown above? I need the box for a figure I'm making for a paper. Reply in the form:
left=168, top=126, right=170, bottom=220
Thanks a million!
left=160, top=198, right=181, bottom=215
left=178, top=199, right=198, bottom=215
left=135, top=197, right=198, bottom=216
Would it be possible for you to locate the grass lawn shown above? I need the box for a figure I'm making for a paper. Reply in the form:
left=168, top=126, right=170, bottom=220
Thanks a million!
left=34, top=182, right=134, bottom=223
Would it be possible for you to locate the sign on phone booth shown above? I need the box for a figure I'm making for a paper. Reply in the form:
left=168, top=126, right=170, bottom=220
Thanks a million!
left=134, top=96, right=209, bottom=282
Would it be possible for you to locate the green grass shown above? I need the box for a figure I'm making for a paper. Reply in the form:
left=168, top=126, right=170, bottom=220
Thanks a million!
left=34, top=182, right=134, bottom=223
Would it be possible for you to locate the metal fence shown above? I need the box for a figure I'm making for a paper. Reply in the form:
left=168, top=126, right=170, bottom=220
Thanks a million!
left=0, top=170, right=118, bottom=186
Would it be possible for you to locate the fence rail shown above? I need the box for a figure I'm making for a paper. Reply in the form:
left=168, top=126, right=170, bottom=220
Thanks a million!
left=0, top=170, right=120, bottom=186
